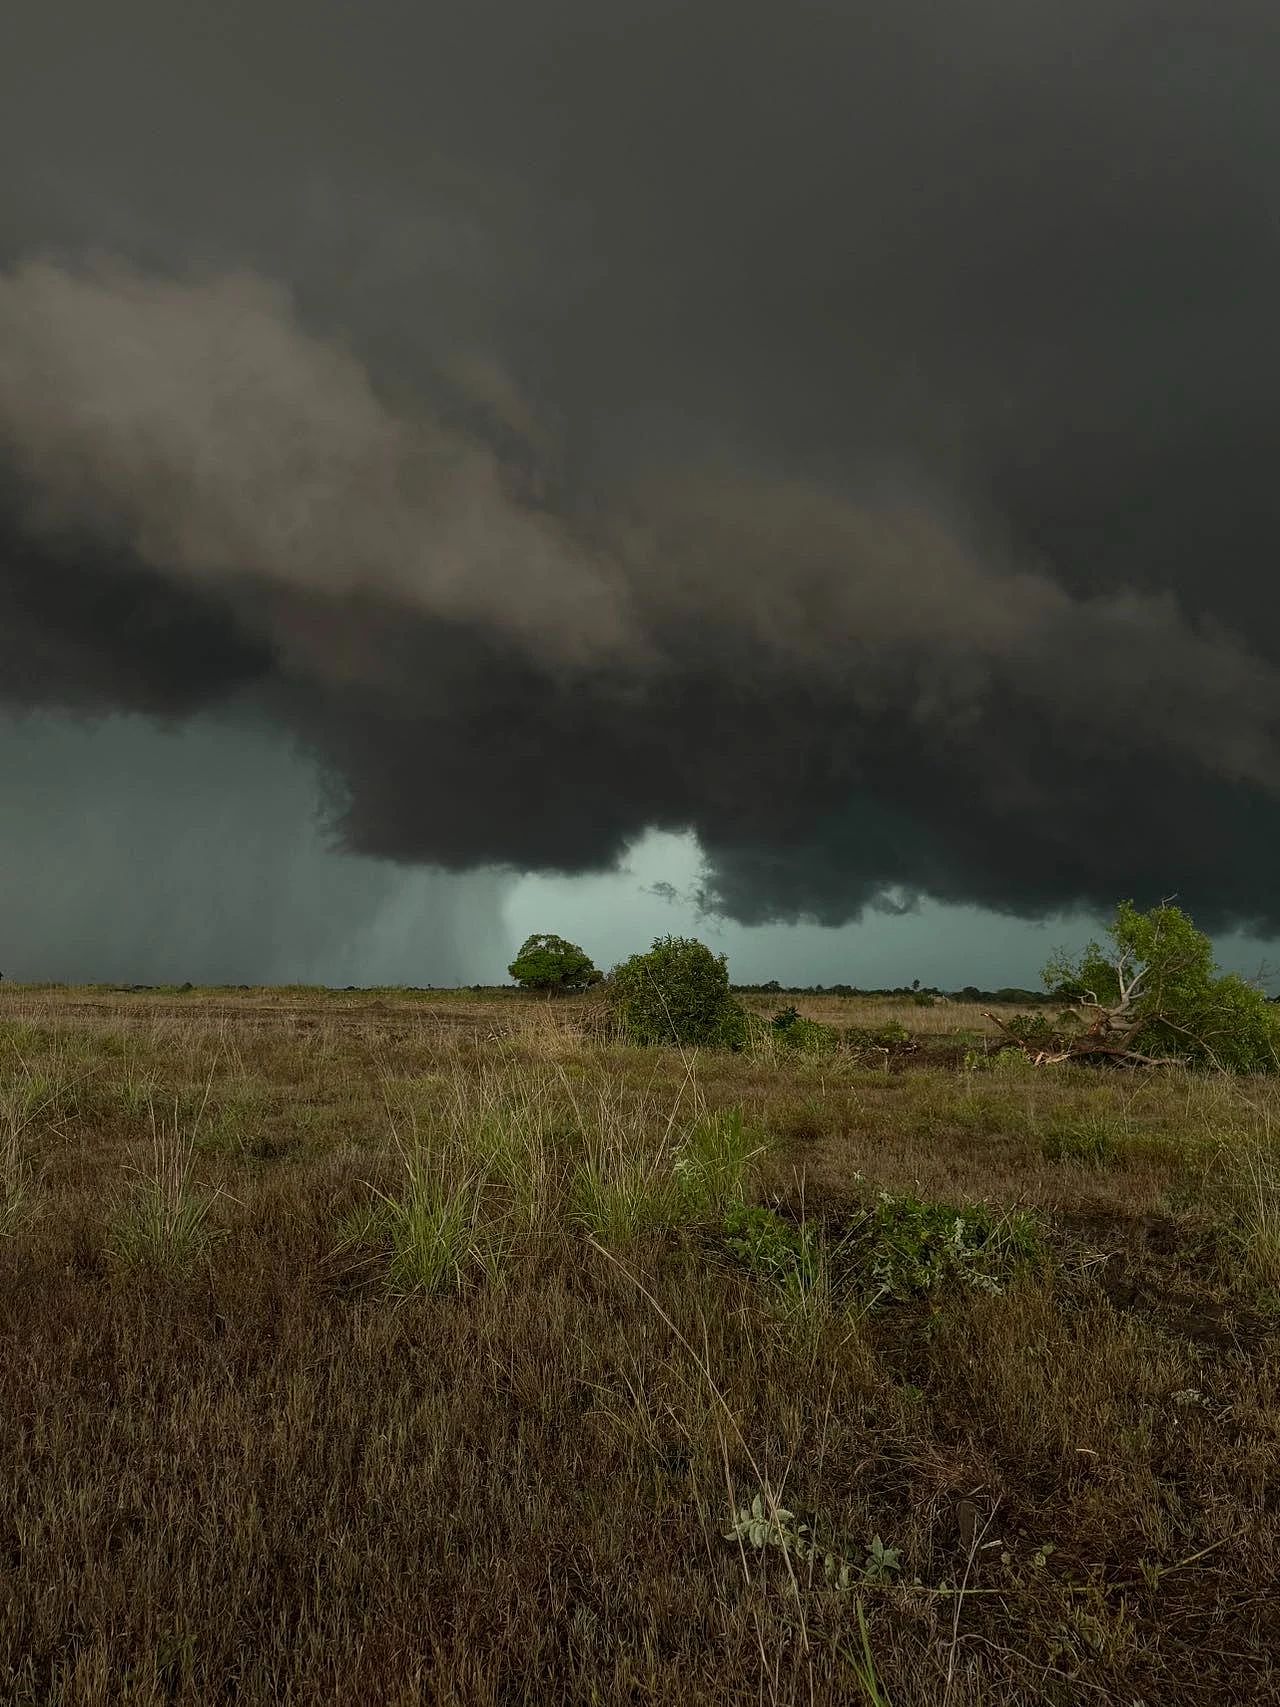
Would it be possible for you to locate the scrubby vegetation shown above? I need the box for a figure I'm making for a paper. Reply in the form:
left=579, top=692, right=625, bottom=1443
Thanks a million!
left=1, top=976, right=1277, bottom=1705
left=996, top=901, right=1280, bottom=1071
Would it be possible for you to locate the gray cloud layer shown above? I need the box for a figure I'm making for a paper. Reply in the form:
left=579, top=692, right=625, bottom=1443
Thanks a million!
left=3, top=1, right=1280, bottom=929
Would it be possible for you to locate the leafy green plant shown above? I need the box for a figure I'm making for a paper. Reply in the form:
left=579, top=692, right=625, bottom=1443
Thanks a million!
left=723, top=1491, right=902, bottom=1595
left=508, top=933, right=602, bottom=994
left=609, top=936, right=747, bottom=1049
left=862, top=1535, right=904, bottom=1583
left=862, top=1193, right=1043, bottom=1303
left=720, top=1200, right=856, bottom=1345
left=723, top=1201, right=822, bottom=1294
left=1002, top=1012, right=1056, bottom=1050
left=962, top=1045, right=1024, bottom=1074
left=721, top=1192, right=1041, bottom=1313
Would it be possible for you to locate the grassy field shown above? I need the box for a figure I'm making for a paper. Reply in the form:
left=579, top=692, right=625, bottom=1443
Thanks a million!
left=1, top=985, right=1277, bottom=1705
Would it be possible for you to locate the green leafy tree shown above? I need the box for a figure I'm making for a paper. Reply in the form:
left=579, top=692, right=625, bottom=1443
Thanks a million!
left=507, top=933, right=601, bottom=994
left=1040, top=900, right=1279, bottom=1071
left=610, top=935, right=748, bottom=1048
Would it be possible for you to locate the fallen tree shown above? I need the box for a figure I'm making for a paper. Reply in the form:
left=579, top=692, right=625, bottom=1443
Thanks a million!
left=986, top=900, right=1280, bottom=1072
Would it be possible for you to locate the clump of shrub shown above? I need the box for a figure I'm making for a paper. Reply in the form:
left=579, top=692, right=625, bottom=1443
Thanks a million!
left=671, top=1108, right=764, bottom=1220
left=1002, top=1012, right=1057, bottom=1051
left=721, top=1192, right=1043, bottom=1309
left=338, top=1152, right=502, bottom=1294
left=843, top=1021, right=913, bottom=1055
left=723, top=1201, right=823, bottom=1297
left=109, top=1120, right=224, bottom=1274
left=862, top=1194, right=1044, bottom=1302
left=568, top=1150, right=678, bottom=1244
left=1042, top=1115, right=1120, bottom=1169
left=962, top=1045, right=1027, bottom=1074
left=771, top=1007, right=840, bottom=1056
left=610, top=936, right=748, bottom=1049
left=570, top=1105, right=764, bottom=1245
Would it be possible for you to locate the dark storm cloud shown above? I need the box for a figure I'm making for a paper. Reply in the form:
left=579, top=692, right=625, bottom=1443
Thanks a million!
left=0, top=496, right=272, bottom=716
left=4, top=0, right=1280, bottom=928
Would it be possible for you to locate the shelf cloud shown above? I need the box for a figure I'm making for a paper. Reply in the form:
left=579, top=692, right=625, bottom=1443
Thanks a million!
left=4, top=0, right=1280, bottom=929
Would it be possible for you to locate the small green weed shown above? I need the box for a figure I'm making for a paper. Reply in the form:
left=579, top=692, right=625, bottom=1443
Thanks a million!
left=723, top=1491, right=903, bottom=1594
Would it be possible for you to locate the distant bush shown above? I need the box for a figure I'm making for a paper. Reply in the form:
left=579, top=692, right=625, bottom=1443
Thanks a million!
left=610, top=936, right=748, bottom=1048
left=508, top=933, right=602, bottom=995
left=771, top=1007, right=840, bottom=1055
left=843, top=1021, right=913, bottom=1055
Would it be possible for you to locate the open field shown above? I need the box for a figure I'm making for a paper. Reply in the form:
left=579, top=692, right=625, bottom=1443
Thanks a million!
left=1, top=985, right=1277, bottom=1705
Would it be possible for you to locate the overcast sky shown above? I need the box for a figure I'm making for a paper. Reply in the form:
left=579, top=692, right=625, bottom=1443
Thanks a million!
left=4, top=3, right=1280, bottom=985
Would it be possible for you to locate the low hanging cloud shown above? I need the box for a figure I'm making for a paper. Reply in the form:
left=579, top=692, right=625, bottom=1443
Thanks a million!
left=0, top=262, right=633, bottom=671
left=4, top=0, right=1280, bottom=933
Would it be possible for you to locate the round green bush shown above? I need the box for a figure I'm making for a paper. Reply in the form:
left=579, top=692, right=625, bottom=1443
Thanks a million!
left=610, top=935, right=748, bottom=1048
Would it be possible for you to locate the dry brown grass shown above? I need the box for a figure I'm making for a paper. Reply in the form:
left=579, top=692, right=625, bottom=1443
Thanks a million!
left=1, top=985, right=1276, bottom=1705
left=737, top=993, right=1017, bottom=1038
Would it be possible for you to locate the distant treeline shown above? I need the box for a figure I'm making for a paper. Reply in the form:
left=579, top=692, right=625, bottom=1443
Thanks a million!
left=80, top=979, right=1055, bottom=1004
left=729, top=981, right=1059, bottom=1005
